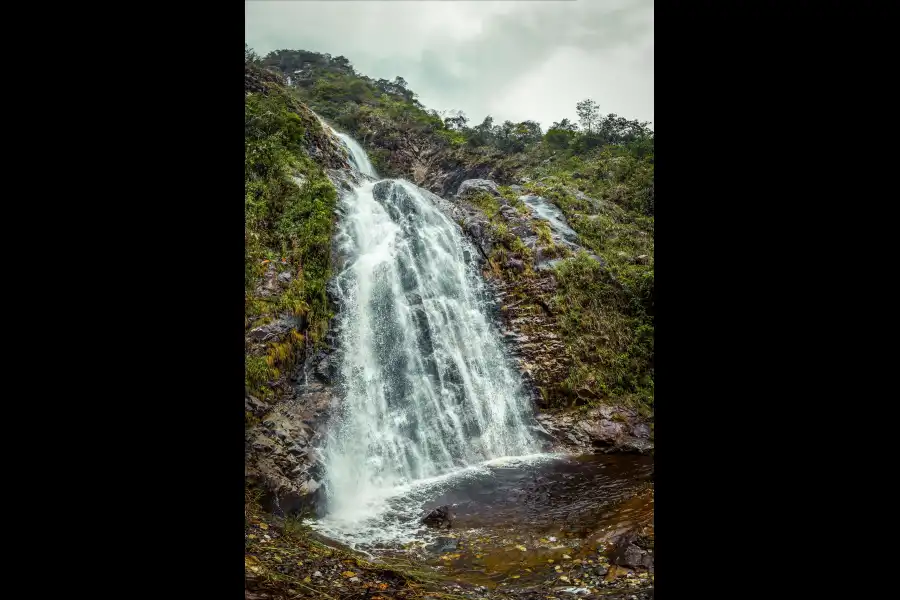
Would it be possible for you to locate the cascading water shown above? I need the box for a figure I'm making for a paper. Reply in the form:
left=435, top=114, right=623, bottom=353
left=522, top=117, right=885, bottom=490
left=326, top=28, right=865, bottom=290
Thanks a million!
left=335, top=131, right=377, bottom=178
left=314, top=125, right=542, bottom=546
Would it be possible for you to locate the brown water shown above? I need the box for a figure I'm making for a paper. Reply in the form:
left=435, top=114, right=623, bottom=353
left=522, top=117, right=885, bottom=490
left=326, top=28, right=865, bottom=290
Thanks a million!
left=372, top=453, right=654, bottom=589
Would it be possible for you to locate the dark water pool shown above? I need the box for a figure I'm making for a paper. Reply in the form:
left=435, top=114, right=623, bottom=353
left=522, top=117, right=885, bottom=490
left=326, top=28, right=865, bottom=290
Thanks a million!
left=420, top=453, right=652, bottom=534
left=313, top=453, right=653, bottom=590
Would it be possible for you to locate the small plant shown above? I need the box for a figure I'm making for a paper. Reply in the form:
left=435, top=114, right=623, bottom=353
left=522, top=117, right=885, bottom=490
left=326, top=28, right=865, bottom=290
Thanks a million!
left=469, top=191, right=500, bottom=219
left=534, top=220, right=553, bottom=247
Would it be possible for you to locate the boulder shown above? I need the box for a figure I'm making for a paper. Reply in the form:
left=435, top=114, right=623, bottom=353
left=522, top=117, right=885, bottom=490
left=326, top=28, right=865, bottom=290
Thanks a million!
left=421, top=505, right=452, bottom=529
left=248, top=316, right=300, bottom=343
left=456, top=179, right=500, bottom=200
left=632, top=423, right=651, bottom=439
left=608, top=531, right=654, bottom=570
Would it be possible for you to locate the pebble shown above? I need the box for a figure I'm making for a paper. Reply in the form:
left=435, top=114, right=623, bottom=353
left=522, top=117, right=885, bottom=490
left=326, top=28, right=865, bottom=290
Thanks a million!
left=313, top=571, right=322, bottom=578
left=349, top=577, right=360, bottom=583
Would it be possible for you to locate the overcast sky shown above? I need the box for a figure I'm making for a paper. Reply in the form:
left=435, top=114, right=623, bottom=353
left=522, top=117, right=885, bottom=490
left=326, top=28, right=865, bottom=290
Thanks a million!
left=245, top=0, right=653, bottom=131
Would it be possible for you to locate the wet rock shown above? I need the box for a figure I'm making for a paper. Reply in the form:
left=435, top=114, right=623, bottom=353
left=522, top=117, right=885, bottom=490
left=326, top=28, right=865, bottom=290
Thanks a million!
left=575, top=386, right=601, bottom=402
left=597, top=419, right=626, bottom=441
left=537, top=406, right=653, bottom=454
left=308, top=349, right=336, bottom=384
left=499, top=205, right=519, bottom=219
left=632, top=423, right=650, bottom=439
left=248, top=317, right=300, bottom=343
left=254, top=263, right=281, bottom=297
left=245, top=394, right=268, bottom=416
left=456, top=179, right=500, bottom=200
left=607, top=531, right=654, bottom=571
left=300, top=478, right=321, bottom=494
left=463, top=219, right=494, bottom=259
left=598, top=405, right=616, bottom=420
left=421, top=505, right=452, bottom=529
left=620, top=437, right=654, bottom=454
left=506, top=258, right=525, bottom=272
left=246, top=383, right=335, bottom=517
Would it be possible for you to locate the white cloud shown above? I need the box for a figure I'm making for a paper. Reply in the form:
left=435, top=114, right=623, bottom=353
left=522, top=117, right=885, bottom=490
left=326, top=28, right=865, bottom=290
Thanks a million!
left=245, top=0, right=653, bottom=129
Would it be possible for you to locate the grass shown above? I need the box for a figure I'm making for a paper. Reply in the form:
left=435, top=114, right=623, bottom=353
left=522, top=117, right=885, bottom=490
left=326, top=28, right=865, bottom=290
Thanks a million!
left=552, top=252, right=653, bottom=416
left=468, top=191, right=500, bottom=219
left=244, top=78, right=339, bottom=402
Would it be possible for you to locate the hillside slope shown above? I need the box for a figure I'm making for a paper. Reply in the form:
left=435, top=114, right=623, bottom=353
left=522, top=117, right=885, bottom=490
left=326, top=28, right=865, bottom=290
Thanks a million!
left=255, top=48, right=655, bottom=418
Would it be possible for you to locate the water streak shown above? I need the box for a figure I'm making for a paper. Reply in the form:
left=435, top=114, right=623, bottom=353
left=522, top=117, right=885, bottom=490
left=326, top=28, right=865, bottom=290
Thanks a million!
left=335, top=131, right=377, bottom=178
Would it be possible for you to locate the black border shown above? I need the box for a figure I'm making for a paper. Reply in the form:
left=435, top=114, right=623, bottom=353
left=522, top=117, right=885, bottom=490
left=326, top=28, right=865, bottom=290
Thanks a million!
left=50, top=1, right=855, bottom=596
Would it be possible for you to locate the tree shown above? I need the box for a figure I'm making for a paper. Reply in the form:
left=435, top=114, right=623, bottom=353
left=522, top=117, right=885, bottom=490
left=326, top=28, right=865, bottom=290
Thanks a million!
left=512, top=120, right=543, bottom=147
left=492, top=120, right=541, bottom=152
left=444, top=111, right=469, bottom=131
left=576, top=99, right=600, bottom=134
left=245, top=44, right=260, bottom=64
left=550, top=118, right=578, bottom=132
left=393, top=76, right=408, bottom=89
left=466, top=115, right=495, bottom=147
left=333, top=55, right=354, bottom=73
left=544, top=128, right=576, bottom=150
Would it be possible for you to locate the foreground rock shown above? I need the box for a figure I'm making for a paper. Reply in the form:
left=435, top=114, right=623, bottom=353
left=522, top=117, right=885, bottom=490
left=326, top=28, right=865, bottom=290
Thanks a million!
left=421, top=505, right=453, bottom=529
left=244, top=378, right=335, bottom=516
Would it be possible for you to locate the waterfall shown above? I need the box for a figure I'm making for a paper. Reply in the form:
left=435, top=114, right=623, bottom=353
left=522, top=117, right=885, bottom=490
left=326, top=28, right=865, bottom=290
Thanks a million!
left=335, top=131, right=377, bottom=178
left=315, top=126, right=539, bottom=542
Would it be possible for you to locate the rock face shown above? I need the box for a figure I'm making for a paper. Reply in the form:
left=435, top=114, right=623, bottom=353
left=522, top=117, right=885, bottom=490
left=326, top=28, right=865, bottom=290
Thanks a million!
left=253, top=263, right=298, bottom=300
left=248, top=316, right=302, bottom=343
left=245, top=379, right=335, bottom=516
left=424, top=161, right=503, bottom=199
left=535, top=408, right=653, bottom=454
left=429, top=178, right=568, bottom=396
left=493, top=273, right=569, bottom=402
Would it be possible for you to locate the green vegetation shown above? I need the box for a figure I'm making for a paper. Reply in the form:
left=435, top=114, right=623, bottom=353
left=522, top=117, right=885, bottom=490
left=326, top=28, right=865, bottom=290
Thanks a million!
left=521, top=137, right=654, bottom=415
left=244, top=58, right=339, bottom=402
left=552, top=253, right=653, bottom=416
